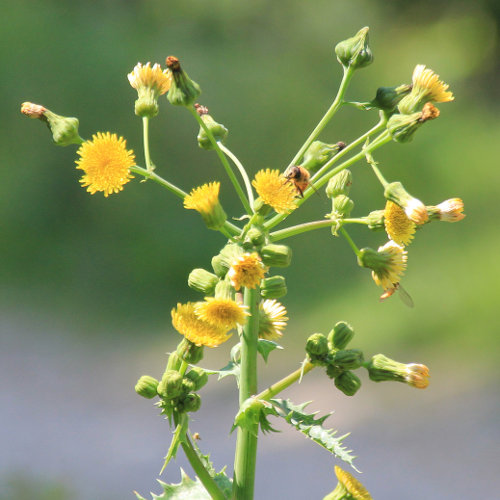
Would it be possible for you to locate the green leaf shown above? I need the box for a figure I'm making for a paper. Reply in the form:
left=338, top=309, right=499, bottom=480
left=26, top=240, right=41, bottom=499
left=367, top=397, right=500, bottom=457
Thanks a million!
left=231, top=397, right=263, bottom=435
left=160, top=415, right=188, bottom=474
left=257, top=339, right=283, bottom=362
left=269, top=398, right=358, bottom=471
left=135, top=468, right=232, bottom=500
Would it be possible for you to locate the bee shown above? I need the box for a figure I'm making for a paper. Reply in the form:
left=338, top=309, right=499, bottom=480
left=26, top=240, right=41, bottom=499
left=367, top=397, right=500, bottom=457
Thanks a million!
left=285, top=165, right=311, bottom=198
left=380, top=282, right=414, bottom=308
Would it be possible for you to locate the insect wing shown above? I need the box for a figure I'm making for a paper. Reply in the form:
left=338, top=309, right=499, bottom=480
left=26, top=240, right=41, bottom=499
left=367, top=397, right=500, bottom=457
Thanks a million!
left=398, top=284, right=414, bottom=308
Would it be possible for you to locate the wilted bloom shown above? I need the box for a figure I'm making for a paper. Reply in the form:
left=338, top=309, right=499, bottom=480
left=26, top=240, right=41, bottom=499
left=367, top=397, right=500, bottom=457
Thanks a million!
left=194, top=297, right=249, bottom=330
left=258, top=299, right=288, bottom=340
left=252, top=169, right=297, bottom=214
left=128, top=62, right=172, bottom=117
left=76, top=132, right=135, bottom=196
left=405, top=363, right=430, bottom=389
left=328, top=466, right=373, bottom=500
left=384, top=200, right=416, bottom=246
left=228, top=253, right=268, bottom=291
left=171, top=302, right=231, bottom=348
left=367, top=354, right=429, bottom=389
left=436, top=198, right=466, bottom=222
left=184, top=182, right=227, bottom=230
left=398, top=64, right=454, bottom=114
left=21, top=102, right=47, bottom=119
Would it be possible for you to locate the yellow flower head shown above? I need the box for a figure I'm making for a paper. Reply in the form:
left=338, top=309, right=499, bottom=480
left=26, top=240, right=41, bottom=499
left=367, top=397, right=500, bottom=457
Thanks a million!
left=333, top=466, right=373, bottom=500
left=436, top=198, right=465, bottom=222
left=259, top=299, right=288, bottom=340
left=76, top=132, right=135, bottom=197
left=252, top=169, right=297, bottom=214
left=228, top=253, right=268, bottom=291
left=384, top=200, right=416, bottom=246
left=194, top=297, right=249, bottom=330
left=371, top=240, right=408, bottom=291
left=184, top=182, right=227, bottom=230
left=412, top=64, right=454, bottom=103
left=405, top=363, right=430, bottom=389
left=171, top=302, right=231, bottom=348
left=127, top=62, right=172, bottom=95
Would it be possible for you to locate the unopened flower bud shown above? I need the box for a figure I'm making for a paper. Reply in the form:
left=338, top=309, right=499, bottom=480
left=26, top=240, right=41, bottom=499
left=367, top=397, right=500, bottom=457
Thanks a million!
left=188, top=268, right=219, bottom=294
left=185, top=367, right=209, bottom=391
left=157, top=370, right=183, bottom=399
left=21, top=102, right=83, bottom=146
left=365, top=210, right=385, bottom=231
left=326, top=364, right=343, bottom=379
left=386, top=112, right=423, bottom=143
left=384, top=182, right=428, bottom=225
left=328, top=321, right=355, bottom=350
left=166, top=56, right=201, bottom=107
left=335, top=27, right=373, bottom=70
left=135, top=375, right=159, bottom=399
left=214, top=280, right=234, bottom=300
left=260, top=275, right=287, bottom=299
left=333, top=349, right=364, bottom=370
left=306, top=333, right=329, bottom=359
left=260, top=244, right=292, bottom=268
left=370, top=84, right=412, bottom=112
left=183, top=393, right=202, bottom=413
left=197, top=113, right=228, bottom=150
left=245, top=226, right=266, bottom=247
left=301, top=141, right=345, bottom=174
left=326, top=170, right=353, bottom=198
left=330, top=195, right=354, bottom=219
left=176, top=338, right=204, bottom=364
left=367, top=354, right=430, bottom=389
left=181, top=377, right=197, bottom=394
left=334, top=371, right=361, bottom=396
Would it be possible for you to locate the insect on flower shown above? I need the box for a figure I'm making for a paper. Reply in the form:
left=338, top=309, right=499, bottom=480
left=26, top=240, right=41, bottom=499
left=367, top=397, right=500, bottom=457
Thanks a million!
left=285, top=165, right=311, bottom=198
left=380, top=282, right=414, bottom=308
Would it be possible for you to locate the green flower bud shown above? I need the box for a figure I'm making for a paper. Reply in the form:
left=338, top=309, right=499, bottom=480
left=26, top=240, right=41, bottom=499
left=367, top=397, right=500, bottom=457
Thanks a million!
left=364, top=210, right=385, bottom=231
left=333, top=349, right=364, bottom=370
left=386, top=112, right=423, bottom=143
left=185, top=367, right=209, bottom=391
left=165, top=56, right=201, bottom=107
left=335, top=27, right=373, bottom=70
left=211, top=243, right=244, bottom=278
left=214, top=279, right=234, bottom=300
left=197, top=114, right=229, bottom=150
left=260, top=244, right=292, bottom=268
left=325, top=170, right=353, bottom=199
left=188, top=268, right=219, bottom=295
left=21, top=102, right=83, bottom=146
left=181, top=378, right=197, bottom=394
left=301, top=141, right=345, bottom=174
left=328, top=321, right=355, bottom=350
left=334, top=371, right=361, bottom=396
left=157, top=370, right=183, bottom=399
left=260, top=275, right=287, bottom=299
left=176, top=338, right=204, bottom=364
left=134, top=375, right=159, bottom=399
left=331, top=195, right=354, bottom=218
left=370, top=84, right=412, bottom=112
left=245, top=226, right=266, bottom=247
left=326, top=364, right=343, bottom=379
left=306, top=333, right=329, bottom=358
left=183, top=393, right=202, bottom=413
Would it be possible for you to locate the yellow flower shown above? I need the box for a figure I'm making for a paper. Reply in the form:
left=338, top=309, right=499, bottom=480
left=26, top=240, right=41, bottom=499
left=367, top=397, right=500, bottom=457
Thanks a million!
left=76, top=132, right=135, bottom=197
left=228, top=253, right=268, bottom=291
left=371, top=240, right=407, bottom=291
left=259, top=299, right=288, bottom=340
left=127, top=62, right=171, bottom=95
left=184, top=182, right=227, bottom=230
left=405, top=363, right=430, bottom=389
left=194, top=297, right=249, bottom=330
left=384, top=200, right=416, bottom=246
left=436, top=198, right=465, bottom=222
left=332, top=466, right=373, bottom=500
left=171, top=302, right=231, bottom=348
left=412, top=64, right=454, bottom=103
left=252, top=169, right=297, bottom=214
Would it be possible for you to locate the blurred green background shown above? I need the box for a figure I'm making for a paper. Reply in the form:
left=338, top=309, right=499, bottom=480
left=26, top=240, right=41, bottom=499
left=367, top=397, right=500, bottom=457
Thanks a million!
left=2, top=1, right=499, bottom=499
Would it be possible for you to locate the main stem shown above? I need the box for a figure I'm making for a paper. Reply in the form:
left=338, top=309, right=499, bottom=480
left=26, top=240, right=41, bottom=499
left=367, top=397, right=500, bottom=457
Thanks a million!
left=232, top=286, right=260, bottom=500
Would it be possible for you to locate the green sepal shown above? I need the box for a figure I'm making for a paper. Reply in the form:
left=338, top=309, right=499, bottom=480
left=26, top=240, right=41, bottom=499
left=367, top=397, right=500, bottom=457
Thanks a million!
left=257, top=338, right=283, bottom=363
left=268, top=399, right=358, bottom=470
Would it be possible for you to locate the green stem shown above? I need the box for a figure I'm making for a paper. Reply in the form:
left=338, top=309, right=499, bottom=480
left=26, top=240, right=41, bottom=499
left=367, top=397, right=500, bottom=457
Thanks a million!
left=339, top=226, right=361, bottom=258
left=368, top=158, right=389, bottom=188
left=288, top=66, right=355, bottom=168
left=218, top=142, right=255, bottom=210
left=256, top=360, right=315, bottom=401
left=189, top=107, right=253, bottom=215
left=270, top=218, right=368, bottom=241
left=180, top=433, right=228, bottom=500
left=130, top=165, right=241, bottom=237
left=142, top=117, right=154, bottom=174
left=233, top=287, right=260, bottom=500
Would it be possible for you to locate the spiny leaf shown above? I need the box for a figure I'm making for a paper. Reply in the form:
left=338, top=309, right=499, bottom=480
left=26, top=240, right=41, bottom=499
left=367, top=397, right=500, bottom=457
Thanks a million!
left=269, top=398, right=358, bottom=471
left=160, top=415, right=188, bottom=474
left=257, top=339, right=283, bottom=363
left=231, top=397, right=263, bottom=435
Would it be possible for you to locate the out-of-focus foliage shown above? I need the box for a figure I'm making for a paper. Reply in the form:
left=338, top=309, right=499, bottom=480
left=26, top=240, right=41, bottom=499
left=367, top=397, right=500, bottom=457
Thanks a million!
left=2, top=0, right=499, bottom=371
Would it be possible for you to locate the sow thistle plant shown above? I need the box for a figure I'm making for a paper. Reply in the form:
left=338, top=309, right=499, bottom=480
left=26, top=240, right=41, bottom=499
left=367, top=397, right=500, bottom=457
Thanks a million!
left=21, top=27, right=465, bottom=500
